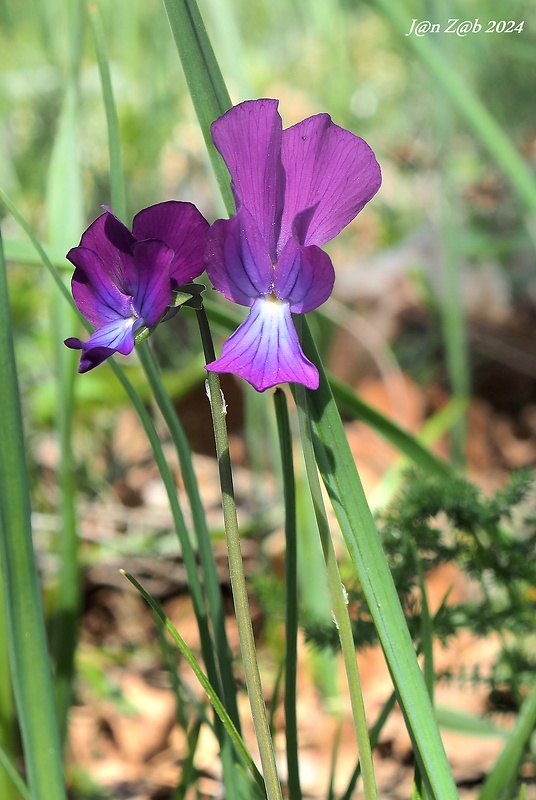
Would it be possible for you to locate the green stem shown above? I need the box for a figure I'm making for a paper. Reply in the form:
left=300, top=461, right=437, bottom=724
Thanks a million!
left=273, top=389, right=302, bottom=800
left=294, top=379, right=378, bottom=800
left=136, top=342, right=240, bottom=729
left=196, top=307, right=283, bottom=800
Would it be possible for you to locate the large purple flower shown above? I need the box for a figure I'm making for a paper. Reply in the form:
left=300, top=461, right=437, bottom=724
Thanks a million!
left=204, top=99, right=382, bottom=392
left=65, top=201, right=209, bottom=372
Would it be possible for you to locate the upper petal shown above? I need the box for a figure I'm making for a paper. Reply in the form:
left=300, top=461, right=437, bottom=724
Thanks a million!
left=205, top=296, right=318, bottom=392
left=131, top=239, right=174, bottom=327
left=67, top=247, right=134, bottom=327
left=205, top=208, right=273, bottom=307
left=211, top=99, right=285, bottom=260
left=274, top=237, right=335, bottom=313
left=77, top=211, right=138, bottom=294
left=278, top=114, right=381, bottom=248
left=132, top=201, right=209, bottom=285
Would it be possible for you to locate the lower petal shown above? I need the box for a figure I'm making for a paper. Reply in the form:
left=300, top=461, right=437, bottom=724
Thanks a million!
left=64, top=338, right=117, bottom=373
left=64, top=317, right=139, bottom=373
left=205, top=297, right=318, bottom=392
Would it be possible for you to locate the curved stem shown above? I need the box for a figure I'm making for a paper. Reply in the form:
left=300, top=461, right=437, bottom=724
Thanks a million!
left=196, top=307, right=283, bottom=800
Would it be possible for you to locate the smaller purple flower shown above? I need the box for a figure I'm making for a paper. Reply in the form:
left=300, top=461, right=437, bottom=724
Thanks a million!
left=65, top=201, right=209, bottom=372
left=204, top=99, right=382, bottom=392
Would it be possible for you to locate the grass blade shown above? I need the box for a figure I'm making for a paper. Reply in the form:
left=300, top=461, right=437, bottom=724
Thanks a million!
left=0, top=231, right=67, bottom=799
left=477, top=683, right=536, bottom=800
left=301, top=320, right=458, bottom=800
left=87, top=3, right=127, bottom=221
left=45, top=82, right=84, bottom=746
left=121, top=570, right=266, bottom=796
left=160, top=0, right=234, bottom=212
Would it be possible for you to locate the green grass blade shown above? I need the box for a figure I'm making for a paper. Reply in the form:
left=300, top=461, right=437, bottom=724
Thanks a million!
left=477, top=683, right=536, bottom=800
left=87, top=3, right=127, bottom=222
left=329, top=374, right=452, bottom=477
left=0, top=560, right=21, bottom=800
left=0, top=231, right=67, bottom=800
left=121, top=570, right=266, bottom=796
left=435, top=707, right=509, bottom=740
left=372, top=0, right=536, bottom=214
left=301, top=320, right=458, bottom=800
left=295, top=379, right=378, bottom=800
left=0, top=744, right=29, bottom=800
left=273, top=389, right=302, bottom=800
left=160, top=0, right=234, bottom=212
left=137, top=343, right=240, bottom=730
left=45, top=83, right=84, bottom=746
left=340, top=692, right=397, bottom=800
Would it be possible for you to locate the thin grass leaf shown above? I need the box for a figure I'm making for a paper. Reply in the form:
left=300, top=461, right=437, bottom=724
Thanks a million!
left=340, top=692, right=397, bottom=800
left=302, top=321, right=458, bottom=800
left=88, top=3, right=127, bottom=221
left=329, top=374, right=452, bottom=477
left=121, top=571, right=266, bottom=796
left=0, top=231, right=67, bottom=800
left=477, top=683, right=536, bottom=800
left=137, top=344, right=240, bottom=730
left=0, top=567, right=21, bottom=800
left=45, top=82, right=84, bottom=746
left=0, top=745, right=29, bottom=800
left=370, top=397, right=466, bottom=509
left=295, top=379, right=378, bottom=800
left=435, top=707, right=509, bottom=740
left=326, top=723, right=341, bottom=800
left=160, top=0, right=234, bottom=211
left=3, top=238, right=67, bottom=267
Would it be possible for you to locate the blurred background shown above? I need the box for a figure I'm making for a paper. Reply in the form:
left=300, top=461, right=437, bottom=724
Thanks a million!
left=1, top=0, right=536, bottom=796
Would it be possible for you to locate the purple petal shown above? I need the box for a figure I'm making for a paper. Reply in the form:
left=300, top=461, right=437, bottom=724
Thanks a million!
left=205, top=208, right=273, bottom=307
left=67, top=247, right=134, bottom=327
left=205, top=297, right=318, bottom=391
left=82, top=317, right=139, bottom=355
left=64, top=315, right=139, bottom=373
left=278, top=114, right=381, bottom=249
left=132, top=201, right=209, bottom=285
left=211, top=99, right=284, bottom=260
left=64, top=338, right=118, bottom=373
left=77, top=211, right=138, bottom=294
left=131, top=239, right=174, bottom=327
left=274, top=237, right=334, bottom=313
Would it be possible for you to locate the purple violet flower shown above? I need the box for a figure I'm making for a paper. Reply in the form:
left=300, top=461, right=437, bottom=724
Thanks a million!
left=204, top=98, right=382, bottom=392
left=65, top=201, right=209, bottom=373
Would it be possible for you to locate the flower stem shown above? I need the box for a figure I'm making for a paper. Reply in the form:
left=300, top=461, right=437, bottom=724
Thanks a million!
left=273, top=388, right=302, bottom=800
left=195, top=306, right=283, bottom=800
left=294, top=380, right=378, bottom=800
